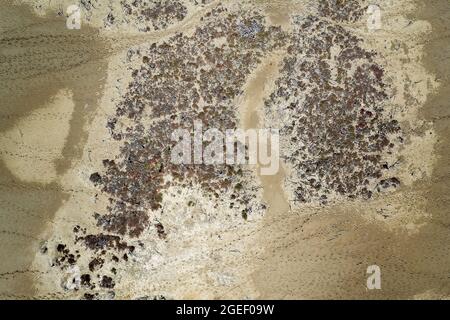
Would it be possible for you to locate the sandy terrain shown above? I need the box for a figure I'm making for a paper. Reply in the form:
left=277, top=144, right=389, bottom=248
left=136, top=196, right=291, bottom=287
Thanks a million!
left=0, top=0, right=449, bottom=300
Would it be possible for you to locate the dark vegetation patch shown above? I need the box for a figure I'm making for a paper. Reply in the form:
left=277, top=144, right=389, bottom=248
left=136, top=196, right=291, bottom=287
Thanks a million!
left=317, top=0, right=367, bottom=22
left=100, top=275, right=115, bottom=289
left=265, top=3, right=402, bottom=203
left=52, top=1, right=403, bottom=298
left=120, top=0, right=188, bottom=31
left=51, top=226, right=133, bottom=296
left=52, top=6, right=288, bottom=298
left=53, top=243, right=79, bottom=267
left=76, top=233, right=135, bottom=252
left=93, top=6, right=287, bottom=237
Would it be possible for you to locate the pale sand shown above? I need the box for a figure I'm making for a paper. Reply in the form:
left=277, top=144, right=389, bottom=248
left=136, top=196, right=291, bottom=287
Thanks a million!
left=0, top=0, right=448, bottom=299
left=252, top=0, right=450, bottom=299
left=0, top=1, right=110, bottom=298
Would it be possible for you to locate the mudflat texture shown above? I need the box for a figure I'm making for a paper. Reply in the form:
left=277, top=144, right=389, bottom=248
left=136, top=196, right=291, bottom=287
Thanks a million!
left=0, top=0, right=449, bottom=299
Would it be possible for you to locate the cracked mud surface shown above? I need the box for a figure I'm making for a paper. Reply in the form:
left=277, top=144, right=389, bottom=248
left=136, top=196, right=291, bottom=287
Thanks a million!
left=0, top=0, right=449, bottom=299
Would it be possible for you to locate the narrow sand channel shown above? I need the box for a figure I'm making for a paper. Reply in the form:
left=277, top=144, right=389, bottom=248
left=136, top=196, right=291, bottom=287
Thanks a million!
left=239, top=51, right=290, bottom=220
